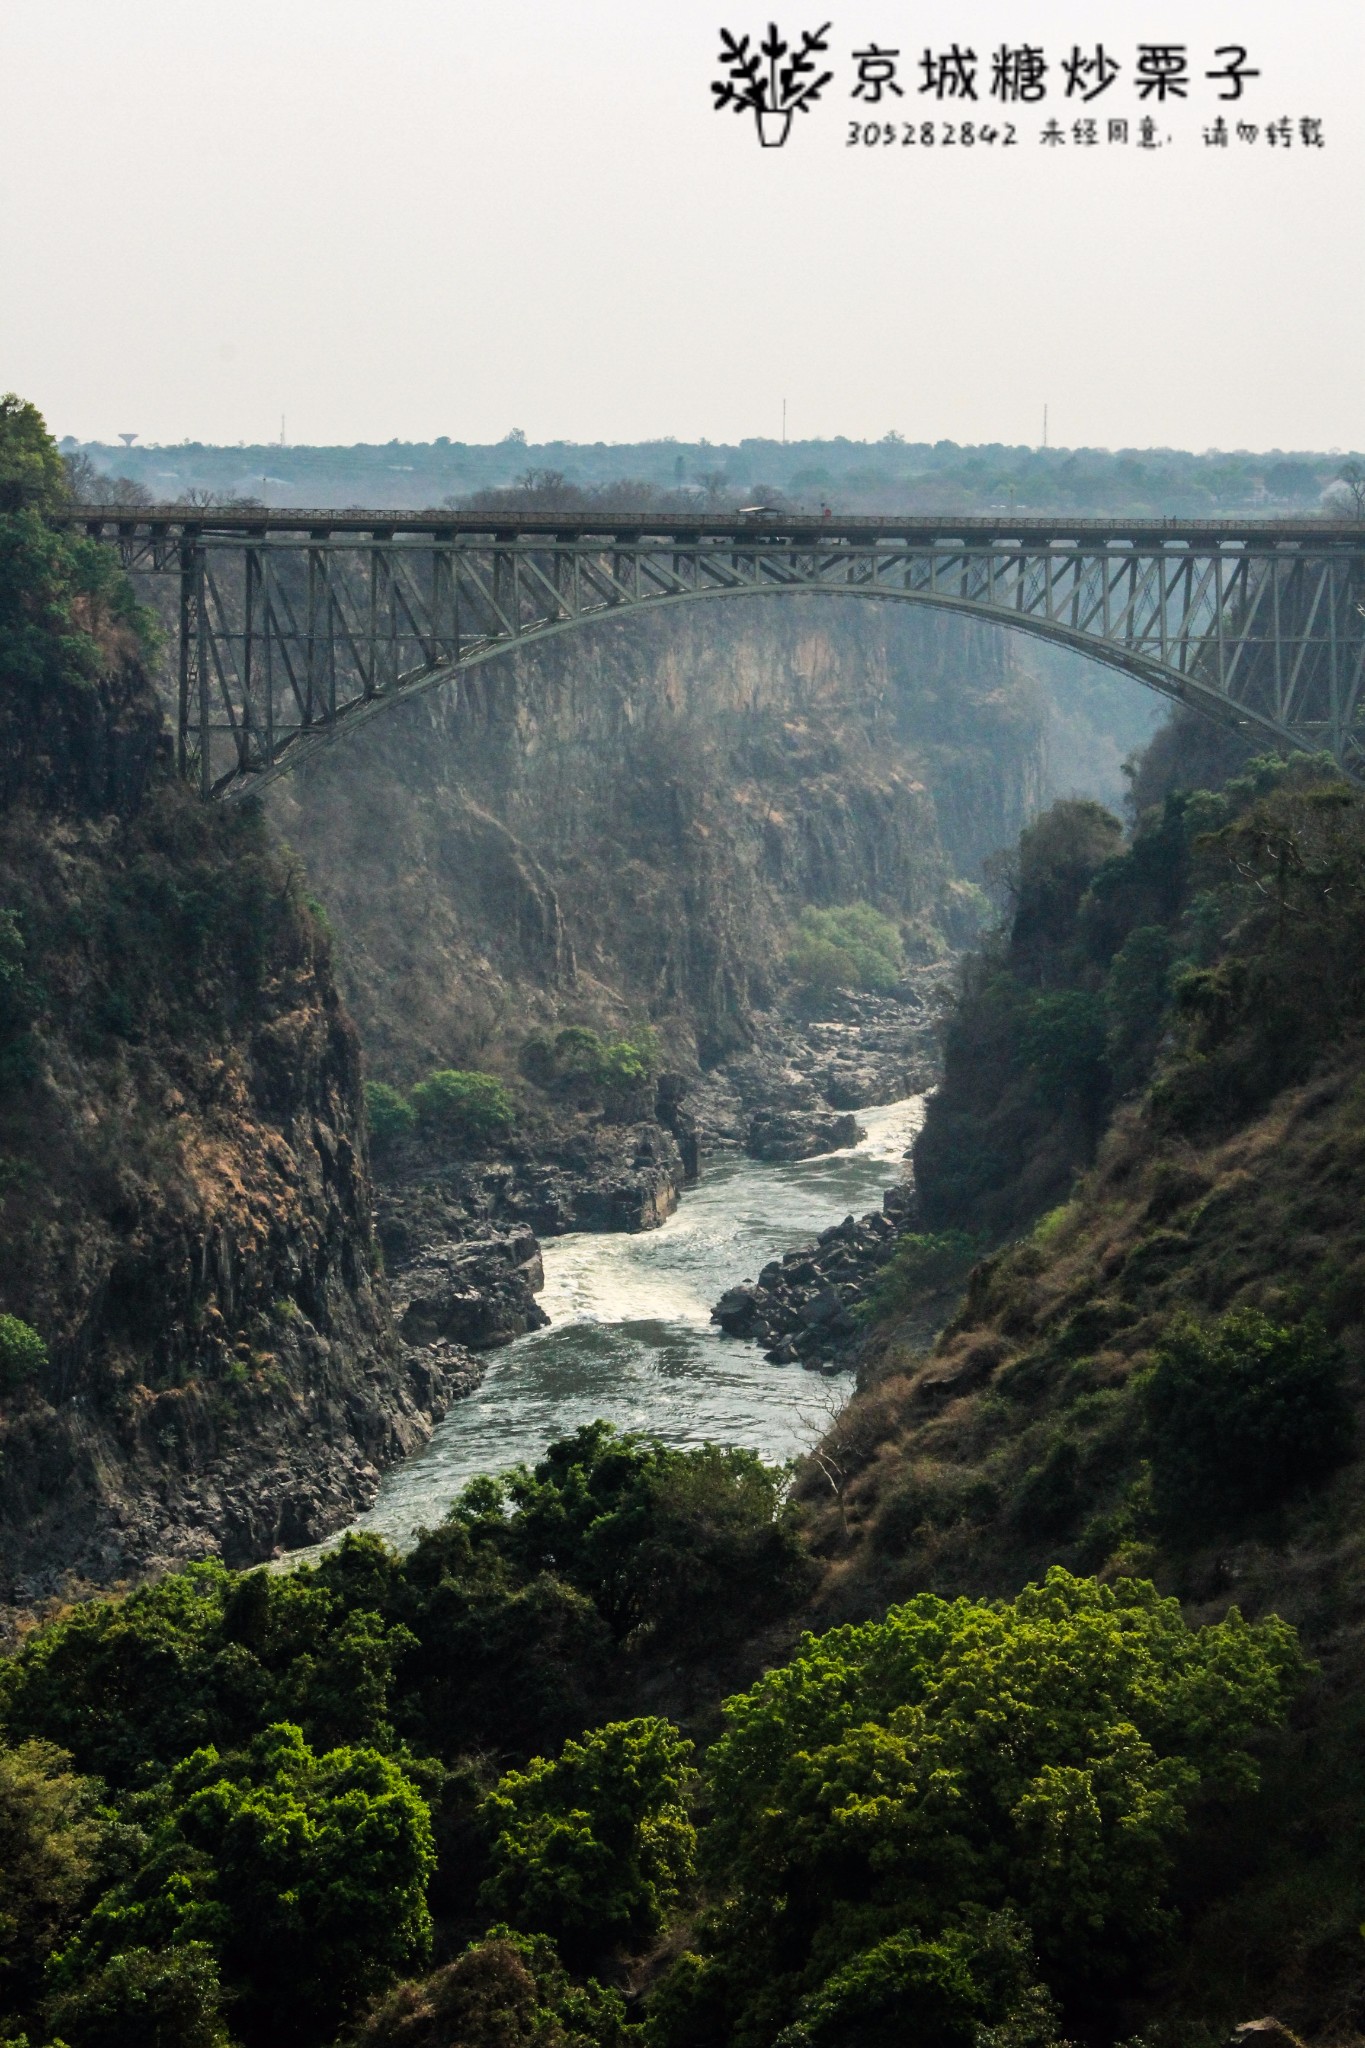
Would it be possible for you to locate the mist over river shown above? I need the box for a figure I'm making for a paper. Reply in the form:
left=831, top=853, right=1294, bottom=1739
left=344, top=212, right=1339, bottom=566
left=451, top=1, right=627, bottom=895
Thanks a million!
left=334, top=1097, right=925, bottom=1552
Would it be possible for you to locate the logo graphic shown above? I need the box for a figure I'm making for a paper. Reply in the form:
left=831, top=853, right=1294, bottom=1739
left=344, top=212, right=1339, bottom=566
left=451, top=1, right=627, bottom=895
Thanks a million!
left=712, top=23, right=833, bottom=147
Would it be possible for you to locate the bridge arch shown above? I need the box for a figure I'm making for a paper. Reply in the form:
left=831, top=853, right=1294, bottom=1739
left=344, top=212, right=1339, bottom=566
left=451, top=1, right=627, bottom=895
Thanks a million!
left=240, top=581, right=1306, bottom=805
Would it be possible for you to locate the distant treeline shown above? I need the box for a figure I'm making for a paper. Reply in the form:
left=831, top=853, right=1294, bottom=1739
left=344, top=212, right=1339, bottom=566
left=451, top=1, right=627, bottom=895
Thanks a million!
left=60, top=431, right=1365, bottom=519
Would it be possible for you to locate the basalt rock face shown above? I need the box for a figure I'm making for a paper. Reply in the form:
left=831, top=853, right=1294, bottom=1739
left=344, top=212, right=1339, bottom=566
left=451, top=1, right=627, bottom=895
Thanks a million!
left=0, top=643, right=445, bottom=1599
left=375, top=1119, right=686, bottom=1253
left=268, top=599, right=1046, bottom=1074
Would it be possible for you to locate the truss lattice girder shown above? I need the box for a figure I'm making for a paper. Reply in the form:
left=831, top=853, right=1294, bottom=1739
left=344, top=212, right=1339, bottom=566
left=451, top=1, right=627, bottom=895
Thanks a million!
left=140, top=532, right=1365, bottom=797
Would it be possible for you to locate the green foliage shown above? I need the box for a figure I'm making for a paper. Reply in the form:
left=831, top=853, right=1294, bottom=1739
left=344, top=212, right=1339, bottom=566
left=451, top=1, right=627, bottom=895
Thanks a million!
left=0, top=394, right=66, bottom=513
left=916, top=771, right=1363, bottom=1236
left=0, top=1738, right=105, bottom=2007
left=1150, top=772, right=1365, bottom=1129
left=409, top=1068, right=514, bottom=1148
left=57, top=1722, right=434, bottom=2047
left=0, top=1313, right=46, bottom=1390
left=442, top=1423, right=813, bottom=1650
left=864, top=1231, right=982, bottom=1319
left=364, top=1080, right=416, bottom=1146
left=0, top=510, right=152, bottom=698
left=520, top=1027, right=661, bottom=1111
left=44, top=1943, right=230, bottom=2048
left=779, top=1927, right=987, bottom=2048
left=2, top=1427, right=1307, bottom=2048
left=1104, top=924, right=1174, bottom=1092
left=0, top=1431, right=809, bottom=1775
left=1016, top=988, right=1109, bottom=1112
left=670, top=1568, right=1302, bottom=2043
left=0, top=1554, right=416, bottom=1786
left=1011, top=801, right=1123, bottom=962
left=786, top=904, right=904, bottom=996
left=1140, top=1309, right=1354, bottom=1529
left=481, top=1718, right=694, bottom=1961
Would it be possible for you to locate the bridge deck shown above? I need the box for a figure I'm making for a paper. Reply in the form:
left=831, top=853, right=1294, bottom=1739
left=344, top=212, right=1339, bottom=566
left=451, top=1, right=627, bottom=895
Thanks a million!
left=56, top=505, right=1365, bottom=548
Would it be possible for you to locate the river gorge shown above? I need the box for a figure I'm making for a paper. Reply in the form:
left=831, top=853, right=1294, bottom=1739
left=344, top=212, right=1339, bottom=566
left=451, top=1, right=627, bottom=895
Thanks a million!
left=327, top=1095, right=924, bottom=1552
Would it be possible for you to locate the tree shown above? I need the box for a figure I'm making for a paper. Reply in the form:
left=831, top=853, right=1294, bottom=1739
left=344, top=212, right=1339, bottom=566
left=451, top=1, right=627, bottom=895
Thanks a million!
left=1016, top=988, right=1110, bottom=1113
left=1330, top=459, right=1365, bottom=518
left=0, top=1311, right=46, bottom=1390
left=364, top=1079, right=416, bottom=1147
left=480, top=1717, right=695, bottom=1962
left=58, top=1723, right=435, bottom=2047
left=446, top=1423, right=810, bottom=1648
left=0, top=1556, right=415, bottom=1784
left=0, top=1737, right=105, bottom=2012
left=0, top=393, right=66, bottom=512
left=62, top=452, right=152, bottom=509
left=351, top=1930, right=632, bottom=2048
left=44, top=1943, right=231, bottom=2048
left=786, top=904, right=904, bottom=996
left=670, top=1569, right=1303, bottom=2042
left=1010, top=800, right=1123, bottom=962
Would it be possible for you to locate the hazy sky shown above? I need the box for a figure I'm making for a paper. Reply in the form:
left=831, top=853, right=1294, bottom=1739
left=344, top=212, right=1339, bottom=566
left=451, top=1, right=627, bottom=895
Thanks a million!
left=2, top=1, right=1359, bottom=451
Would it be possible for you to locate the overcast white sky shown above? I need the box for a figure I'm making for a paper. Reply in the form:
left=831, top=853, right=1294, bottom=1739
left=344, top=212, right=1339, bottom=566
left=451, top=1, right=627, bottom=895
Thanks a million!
left=1, top=1, right=1358, bottom=451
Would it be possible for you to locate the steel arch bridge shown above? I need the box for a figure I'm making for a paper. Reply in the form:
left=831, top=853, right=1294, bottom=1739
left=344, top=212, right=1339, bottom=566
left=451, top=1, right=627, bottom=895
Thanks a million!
left=60, top=506, right=1365, bottom=799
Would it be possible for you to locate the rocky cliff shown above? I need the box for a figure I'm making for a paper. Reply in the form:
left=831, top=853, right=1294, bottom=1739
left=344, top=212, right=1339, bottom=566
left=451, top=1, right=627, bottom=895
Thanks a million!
left=0, top=520, right=453, bottom=1598
left=267, top=598, right=1047, bottom=1075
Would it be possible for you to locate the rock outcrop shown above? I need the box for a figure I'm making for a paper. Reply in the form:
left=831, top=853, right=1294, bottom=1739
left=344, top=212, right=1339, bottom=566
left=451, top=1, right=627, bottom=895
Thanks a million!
left=746, top=1109, right=865, bottom=1162
left=374, top=1119, right=686, bottom=1259
left=397, top=1229, right=549, bottom=1350
left=687, top=980, right=951, bottom=1150
left=711, top=1181, right=917, bottom=1372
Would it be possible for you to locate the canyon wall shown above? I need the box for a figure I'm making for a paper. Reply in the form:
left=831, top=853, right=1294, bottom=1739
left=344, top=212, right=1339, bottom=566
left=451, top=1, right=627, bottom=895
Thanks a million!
left=0, top=579, right=450, bottom=1598
left=270, top=598, right=1049, bottom=1073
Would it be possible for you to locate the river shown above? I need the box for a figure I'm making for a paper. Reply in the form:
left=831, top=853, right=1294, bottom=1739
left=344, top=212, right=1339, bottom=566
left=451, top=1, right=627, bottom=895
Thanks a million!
left=339, top=1095, right=925, bottom=1551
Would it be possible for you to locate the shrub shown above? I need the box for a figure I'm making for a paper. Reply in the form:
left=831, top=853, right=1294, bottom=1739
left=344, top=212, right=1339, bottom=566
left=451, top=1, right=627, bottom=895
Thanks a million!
left=1141, top=1308, right=1354, bottom=1527
left=364, top=1080, right=415, bottom=1146
left=0, top=1313, right=46, bottom=1389
left=865, top=1231, right=982, bottom=1318
left=409, top=1069, right=514, bottom=1148
left=786, top=904, right=904, bottom=995
left=517, top=1029, right=558, bottom=1089
left=595, top=1030, right=660, bottom=1105
left=518, top=1026, right=660, bottom=1112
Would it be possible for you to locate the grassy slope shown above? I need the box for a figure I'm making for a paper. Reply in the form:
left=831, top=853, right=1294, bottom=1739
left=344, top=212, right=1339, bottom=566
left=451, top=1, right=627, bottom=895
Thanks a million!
left=791, top=782, right=1365, bottom=2044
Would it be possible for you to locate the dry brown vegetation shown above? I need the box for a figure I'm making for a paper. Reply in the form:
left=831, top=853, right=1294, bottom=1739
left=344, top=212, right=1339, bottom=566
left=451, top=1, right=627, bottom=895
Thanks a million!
left=787, top=765, right=1365, bottom=2043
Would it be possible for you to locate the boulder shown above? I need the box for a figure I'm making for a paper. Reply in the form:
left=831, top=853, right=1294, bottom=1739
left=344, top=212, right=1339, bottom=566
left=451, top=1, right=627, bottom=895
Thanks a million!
left=712, top=1284, right=765, bottom=1336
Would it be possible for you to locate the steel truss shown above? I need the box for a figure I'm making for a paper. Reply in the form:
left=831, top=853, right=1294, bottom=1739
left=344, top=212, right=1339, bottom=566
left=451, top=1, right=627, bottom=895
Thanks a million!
left=66, top=511, right=1365, bottom=798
